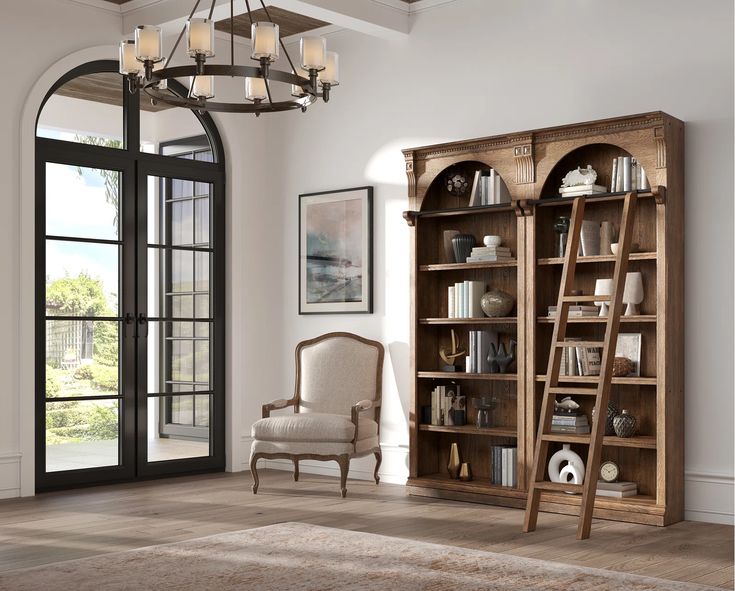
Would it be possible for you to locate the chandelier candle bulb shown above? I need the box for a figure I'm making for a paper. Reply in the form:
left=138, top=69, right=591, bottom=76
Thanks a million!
left=135, top=25, right=162, bottom=63
left=187, top=18, right=215, bottom=58
left=300, top=36, right=327, bottom=70
left=251, top=22, right=280, bottom=62
left=245, top=77, right=268, bottom=101
left=119, top=40, right=141, bottom=75
left=319, top=52, right=340, bottom=86
left=190, top=75, right=214, bottom=99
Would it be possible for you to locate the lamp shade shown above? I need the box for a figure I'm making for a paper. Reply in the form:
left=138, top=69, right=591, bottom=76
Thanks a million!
left=622, top=272, right=644, bottom=315
left=594, top=278, right=614, bottom=317
left=245, top=77, right=267, bottom=101
left=300, top=36, right=326, bottom=70
left=135, top=25, right=162, bottom=62
left=119, top=40, right=141, bottom=75
left=251, top=22, right=280, bottom=62
left=319, top=51, right=339, bottom=86
left=190, top=75, right=214, bottom=99
left=291, top=67, right=309, bottom=97
left=187, top=18, right=215, bottom=57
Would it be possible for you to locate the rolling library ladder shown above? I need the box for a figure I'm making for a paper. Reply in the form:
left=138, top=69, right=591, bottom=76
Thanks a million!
left=523, top=193, right=638, bottom=540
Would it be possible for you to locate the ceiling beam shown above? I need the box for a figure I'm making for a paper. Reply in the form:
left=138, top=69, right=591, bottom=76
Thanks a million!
left=122, top=0, right=409, bottom=41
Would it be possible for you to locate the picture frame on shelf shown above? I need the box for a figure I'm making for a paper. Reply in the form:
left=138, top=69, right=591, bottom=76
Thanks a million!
left=299, top=186, right=373, bottom=314
left=615, top=333, right=642, bottom=376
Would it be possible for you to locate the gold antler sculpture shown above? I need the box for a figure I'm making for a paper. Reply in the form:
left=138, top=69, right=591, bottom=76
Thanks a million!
left=439, top=329, right=466, bottom=368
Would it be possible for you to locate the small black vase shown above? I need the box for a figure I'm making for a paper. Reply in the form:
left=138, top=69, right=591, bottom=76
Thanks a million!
left=451, top=234, right=476, bottom=264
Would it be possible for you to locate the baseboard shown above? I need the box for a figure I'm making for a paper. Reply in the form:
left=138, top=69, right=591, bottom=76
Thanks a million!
left=0, top=452, right=22, bottom=499
left=240, top=435, right=409, bottom=485
left=684, top=471, right=734, bottom=525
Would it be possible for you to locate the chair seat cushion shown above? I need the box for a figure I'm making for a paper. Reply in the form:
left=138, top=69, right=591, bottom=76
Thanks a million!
left=252, top=413, right=378, bottom=443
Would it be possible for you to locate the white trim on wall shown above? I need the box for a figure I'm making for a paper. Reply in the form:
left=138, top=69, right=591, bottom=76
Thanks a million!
left=0, top=452, right=22, bottom=500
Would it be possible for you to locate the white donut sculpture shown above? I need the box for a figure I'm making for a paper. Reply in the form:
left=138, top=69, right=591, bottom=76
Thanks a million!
left=548, top=444, right=585, bottom=494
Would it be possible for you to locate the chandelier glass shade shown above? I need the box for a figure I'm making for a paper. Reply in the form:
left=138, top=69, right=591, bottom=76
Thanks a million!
left=119, top=0, right=338, bottom=114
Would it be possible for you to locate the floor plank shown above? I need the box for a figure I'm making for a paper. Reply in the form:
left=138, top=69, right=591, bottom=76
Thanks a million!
left=0, top=470, right=731, bottom=588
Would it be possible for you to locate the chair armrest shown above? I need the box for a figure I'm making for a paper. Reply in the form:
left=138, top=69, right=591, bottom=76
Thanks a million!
left=262, top=398, right=295, bottom=418
left=350, top=399, right=381, bottom=443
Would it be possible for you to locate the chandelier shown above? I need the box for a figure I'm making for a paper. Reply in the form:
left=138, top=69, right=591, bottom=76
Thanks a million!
left=118, top=0, right=339, bottom=114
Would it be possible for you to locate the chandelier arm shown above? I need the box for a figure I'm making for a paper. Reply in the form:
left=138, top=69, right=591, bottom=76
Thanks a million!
left=165, top=0, right=203, bottom=68
left=263, top=73, right=274, bottom=107
left=244, top=0, right=253, bottom=25
left=230, top=0, right=234, bottom=68
left=259, top=0, right=298, bottom=75
left=207, top=0, right=217, bottom=20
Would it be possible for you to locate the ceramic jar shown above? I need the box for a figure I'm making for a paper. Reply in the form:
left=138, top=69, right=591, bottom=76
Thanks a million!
left=613, top=409, right=638, bottom=438
left=451, top=234, right=475, bottom=263
left=592, top=401, right=619, bottom=436
left=480, top=289, right=515, bottom=317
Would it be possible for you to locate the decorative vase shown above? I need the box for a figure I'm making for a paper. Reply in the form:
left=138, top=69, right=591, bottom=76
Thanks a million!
left=443, top=230, right=460, bottom=263
left=553, top=216, right=570, bottom=257
left=594, top=278, right=613, bottom=316
left=458, top=462, right=473, bottom=482
left=480, top=289, right=515, bottom=317
left=622, top=271, right=644, bottom=316
left=495, top=341, right=516, bottom=374
left=451, top=234, right=475, bottom=264
left=600, top=221, right=614, bottom=255
left=447, top=443, right=461, bottom=479
left=580, top=220, right=601, bottom=256
left=559, top=463, right=583, bottom=493
left=592, top=401, right=619, bottom=436
left=613, top=410, right=638, bottom=438
left=548, top=444, right=585, bottom=488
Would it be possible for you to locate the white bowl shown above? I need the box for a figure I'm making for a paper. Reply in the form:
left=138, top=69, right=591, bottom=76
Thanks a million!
left=483, top=235, right=502, bottom=247
left=610, top=243, right=619, bottom=255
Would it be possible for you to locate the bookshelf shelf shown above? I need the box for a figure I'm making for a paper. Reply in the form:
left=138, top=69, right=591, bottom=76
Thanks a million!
left=420, top=317, right=517, bottom=325
left=403, top=112, right=683, bottom=527
left=417, top=371, right=517, bottom=381
left=420, top=260, right=517, bottom=271
left=537, top=315, right=656, bottom=324
left=543, top=433, right=656, bottom=449
left=537, top=252, right=657, bottom=266
left=418, top=424, right=517, bottom=437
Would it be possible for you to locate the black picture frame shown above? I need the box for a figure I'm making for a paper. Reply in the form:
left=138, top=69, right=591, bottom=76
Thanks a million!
left=299, top=186, right=373, bottom=314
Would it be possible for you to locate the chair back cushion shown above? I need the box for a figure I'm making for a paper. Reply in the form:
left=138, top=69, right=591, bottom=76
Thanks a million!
left=298, top=335, right=381, bottom=419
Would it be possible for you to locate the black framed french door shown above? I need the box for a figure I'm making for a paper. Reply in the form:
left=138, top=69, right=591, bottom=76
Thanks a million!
left=35, top=60, right=225, bottom=491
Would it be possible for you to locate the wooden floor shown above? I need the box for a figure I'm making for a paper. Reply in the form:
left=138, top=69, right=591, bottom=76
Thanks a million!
left=0, top=470, right=731, bottom=588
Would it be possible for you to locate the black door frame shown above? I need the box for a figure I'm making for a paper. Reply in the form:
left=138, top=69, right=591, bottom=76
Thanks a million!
left=35, top=60, right=226, bottom=491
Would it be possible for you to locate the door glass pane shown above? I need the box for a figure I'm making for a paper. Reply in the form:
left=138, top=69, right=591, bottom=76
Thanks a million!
left=37, top=72, right=124, bottom=148
left=147, top=321, right=211, bottom=394
left=46, top=241, right=119, bottom=316
left=147, top=395, right=210, bottom=462
left=46, top=163, right=120, bottom=240
left=46, top=320, right=119, bottom=398
left=46, top=399, right=120, bottom=472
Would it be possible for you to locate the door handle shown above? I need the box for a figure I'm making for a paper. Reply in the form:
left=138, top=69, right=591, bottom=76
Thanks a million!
left=137, top=313, right=149, bottom=338
left=124, top=312, right=135, bottom=337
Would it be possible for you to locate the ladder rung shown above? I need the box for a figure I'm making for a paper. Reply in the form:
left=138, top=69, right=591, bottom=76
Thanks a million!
left=548, top=386, right=599, bottom=396
left=541, top=433, right=591, bottom=444
left=563, top=295, right=609, bottom=302
left=555, top=341, right=604, bottom=348
left=532, top=481, right=584, bottom=494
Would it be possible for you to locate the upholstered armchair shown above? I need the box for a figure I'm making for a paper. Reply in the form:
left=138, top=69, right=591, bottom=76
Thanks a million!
left=250, top=332, right=384, bottom=498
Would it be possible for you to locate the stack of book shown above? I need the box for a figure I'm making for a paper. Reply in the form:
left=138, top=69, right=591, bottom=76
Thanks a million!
left=465, top=330, right=498, bottom=373
left=551, top=409, right=590, bottom=434
left=469, top=169, right=511, bottom=207
left=447, top=280, right=484, bottom=318
left=430, top=384, right=464, bottom=426
left=548, top=305, right=599, bottom=318
left=466, top=245, right=513, bottom=263
left=596, top=480, right=638, bottom=498
left=559, top=338, right=601, bottom=376
left=558, top=183, right=607, bottom=198
left=490, top=445, right=517, bottom=487
left=611, top=156, right=650, bottom=193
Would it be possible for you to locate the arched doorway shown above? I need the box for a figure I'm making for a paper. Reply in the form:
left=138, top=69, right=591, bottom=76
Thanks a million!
left=35, top=60, right=225, bottom=490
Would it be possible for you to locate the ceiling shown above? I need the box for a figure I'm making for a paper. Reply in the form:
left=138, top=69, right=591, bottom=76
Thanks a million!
left=214, top=6, right=329, bottom=39
left=54, top=72, right=172, bottom=112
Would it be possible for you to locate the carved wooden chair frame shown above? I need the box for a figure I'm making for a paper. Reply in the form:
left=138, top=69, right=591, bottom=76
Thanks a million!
left=250, top=332, right=385, bottom=497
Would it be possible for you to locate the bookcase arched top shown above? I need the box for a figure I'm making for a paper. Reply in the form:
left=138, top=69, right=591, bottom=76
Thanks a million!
left=419, top=160, right=512, bottom=211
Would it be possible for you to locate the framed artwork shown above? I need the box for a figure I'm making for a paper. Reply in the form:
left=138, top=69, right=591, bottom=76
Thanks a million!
left=299, top=186, right=373, bottom=314
left=615, top=333, right=642, bottom=376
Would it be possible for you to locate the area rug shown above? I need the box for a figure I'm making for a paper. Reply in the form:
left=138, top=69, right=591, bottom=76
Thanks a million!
left=0, top=522, right=718, bottom=590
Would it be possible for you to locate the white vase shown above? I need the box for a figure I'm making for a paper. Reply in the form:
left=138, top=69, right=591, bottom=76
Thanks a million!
left=559, top=463, right=583, bottom=494
left=548, top=444, right=585, bottom=485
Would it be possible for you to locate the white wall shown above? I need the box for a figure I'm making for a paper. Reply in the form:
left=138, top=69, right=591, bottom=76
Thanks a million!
left=259, top=0, right=734, bottom=523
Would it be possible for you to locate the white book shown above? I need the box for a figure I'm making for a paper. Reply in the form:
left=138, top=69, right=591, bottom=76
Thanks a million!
left=631, top=159, right=638, bottom=190
left=468, top=171, right=482, bottom=207
left=472, top=246, right=512, bottom=254
left=466, top=256, right=514, bottom=262
left=462, top=281, right=469, bottom=318
left=596, top=488, right=638, bottom=498
left=559, top=184, right=607, bottom=196
left=448, top=286, right=455, bottom=319
left=495, top=173, right=502, bottom=205
left=468, top=280, right=484, bottom=318
left=481, top=172, right=489, bottom=206
left=611, top=157, right=618, bottom=192
left=469, top=331, right=476, bottom=373
left=502, top=447, right=509, bottom=487
left=640, top=166, right=650, bottom=190
left=431, top=387, right=438, bottom=425
left=596, top=480, right=637, bottom=492
left=622, top=156, right=632, bottom=191
left=453, top=282, right=461, bottom=318
left=489, top=169, right=496, bottom=205
left=616, top=156, right=624, bottom=192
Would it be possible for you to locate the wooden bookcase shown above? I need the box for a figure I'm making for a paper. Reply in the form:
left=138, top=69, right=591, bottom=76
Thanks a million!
left=402, top=112, right=684, bottom=526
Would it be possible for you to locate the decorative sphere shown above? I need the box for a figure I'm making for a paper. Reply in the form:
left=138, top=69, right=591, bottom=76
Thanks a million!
left=480, top=290, right=515, bottom=317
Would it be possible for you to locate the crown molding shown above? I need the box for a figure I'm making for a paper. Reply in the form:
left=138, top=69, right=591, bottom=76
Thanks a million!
left=58, top=0, right=123, bottom=14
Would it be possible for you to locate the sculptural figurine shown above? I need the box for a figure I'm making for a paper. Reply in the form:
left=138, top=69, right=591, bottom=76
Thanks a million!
left=554, top=396, right=580, bottom=412
left=561, top=164, right=597, bottom=187
left=487, top=340, right=516, bottom=374
left=440, top=329, right=466, bottom=372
